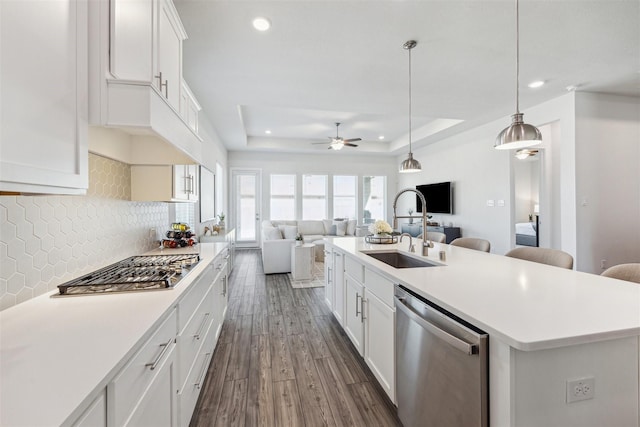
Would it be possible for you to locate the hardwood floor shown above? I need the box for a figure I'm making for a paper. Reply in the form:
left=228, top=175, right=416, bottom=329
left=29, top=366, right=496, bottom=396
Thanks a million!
left=190, top=249, right=402, bottom=427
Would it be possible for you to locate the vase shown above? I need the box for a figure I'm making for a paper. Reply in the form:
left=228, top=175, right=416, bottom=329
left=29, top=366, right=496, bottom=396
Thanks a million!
left=295, top=240, right=302, bottom=246
left=218, top=220, right=225, bottom=229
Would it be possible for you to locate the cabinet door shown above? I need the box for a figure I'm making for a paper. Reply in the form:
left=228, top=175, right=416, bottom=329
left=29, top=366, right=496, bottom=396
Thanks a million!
left=0, top=0, right=88, bottom=194
left=364, top=290, right=395, bottom=403
left=110, top=0, right=153, bottom=80
left=344, top=276, right=365, bottom=356
left=333, top=251, right=345, bottom=325
left=124, top=344, right=177, bottom=427
left=72, top=390, right=106, bottom=427
left=172, top=165, right=190, bottom=201
left=187, top=164, right=199, bottom=200
left=323, top=249, right=334, bottom=310
left=157, top=0, right=182, bottom=110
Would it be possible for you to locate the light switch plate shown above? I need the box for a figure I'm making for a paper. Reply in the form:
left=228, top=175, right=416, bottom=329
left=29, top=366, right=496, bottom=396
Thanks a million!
left=486, top=200, right=495, bottom=207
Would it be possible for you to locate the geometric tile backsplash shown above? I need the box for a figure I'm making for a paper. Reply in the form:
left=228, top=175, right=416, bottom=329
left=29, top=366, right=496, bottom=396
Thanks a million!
left=0, top=154, right=169, bottom=311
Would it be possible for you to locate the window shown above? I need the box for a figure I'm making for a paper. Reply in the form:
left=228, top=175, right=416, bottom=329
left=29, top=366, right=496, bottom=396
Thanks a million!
left=270, top=174, right=296, bottom=220
left=215, top=162, right=224, bottom=218
left=363, top=176, right=386, bottom=224
left=302, top=175, right=327, bottom=220
left=333, top=175, right=357, bottom=219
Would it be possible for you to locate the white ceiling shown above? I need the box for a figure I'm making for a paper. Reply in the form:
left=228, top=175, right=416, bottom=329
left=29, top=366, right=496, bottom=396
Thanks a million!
left=174, top=0, right=640, bottom=156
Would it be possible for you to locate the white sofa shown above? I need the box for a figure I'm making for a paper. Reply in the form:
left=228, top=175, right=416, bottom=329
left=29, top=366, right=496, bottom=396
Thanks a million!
left=261, top=219, right=365, bottom=274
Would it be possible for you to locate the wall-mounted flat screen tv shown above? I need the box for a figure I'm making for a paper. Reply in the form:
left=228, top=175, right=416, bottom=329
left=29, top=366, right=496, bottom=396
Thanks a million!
left=416, top=182, right=453, bottom=214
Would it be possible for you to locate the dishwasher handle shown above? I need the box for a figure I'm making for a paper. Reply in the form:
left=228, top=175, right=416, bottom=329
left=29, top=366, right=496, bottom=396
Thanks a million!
left=395, top=296, right=478, bottom=355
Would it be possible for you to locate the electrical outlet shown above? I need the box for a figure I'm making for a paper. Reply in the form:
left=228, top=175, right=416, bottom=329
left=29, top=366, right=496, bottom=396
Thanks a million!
left=600, top=260, right=607, bottom=270
left=149, top=227, right=156, bottom=238
left=566, top=377, right=595, bottom=403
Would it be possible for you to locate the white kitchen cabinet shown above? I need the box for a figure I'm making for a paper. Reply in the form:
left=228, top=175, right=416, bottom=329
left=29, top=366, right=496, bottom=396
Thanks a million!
left=131, top=164, right=198, bottom=202
left=0, top=0, right=88, bottom=194
left=108, top=309, right=178, bottom=427
left=363, top=288, right=395, bottom=402
left=332, top=250, right=346, bottom=325
left=88, top=0, right=202, bottom=164
left=72, top=390, right=106, bottom=427
left=323, top=248, right=334, bottom=310
left=344, top=274, right=365, bottom=355
left=180, top=80, right=201, bottom=134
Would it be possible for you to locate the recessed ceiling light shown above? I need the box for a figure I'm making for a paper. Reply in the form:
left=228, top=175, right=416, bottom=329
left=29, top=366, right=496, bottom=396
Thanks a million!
left=265, top=130, right=271, bottom=134
left=528, top=80, right=545, bottom=89
left=378, top=135, right=385, bottom=140
left=252, top=17, right=271, bottom=31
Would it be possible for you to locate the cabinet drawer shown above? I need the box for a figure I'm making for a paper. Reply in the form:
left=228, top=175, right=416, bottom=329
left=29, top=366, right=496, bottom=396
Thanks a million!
left=178, top=263, right=214, bottom=333
left=364, top=268, right=395, bottom=307
left=345, top=255, right=364, bottom=283
left=178, top=284, right=214, bottom=392
left=178, top=319, right=216, bottom=427
left=109, top=309, right=177, bottom=427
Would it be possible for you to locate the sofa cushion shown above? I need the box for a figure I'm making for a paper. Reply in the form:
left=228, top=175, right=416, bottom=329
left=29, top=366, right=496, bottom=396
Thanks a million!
left=303, top=234, right=324, bottom=243
left=262, top=220, right=275, bottom=228
left=322, top=219, right=333, bottom=234
left=272, top=220, right=297, bottom=227
left=333, top=220, right=347, bottom=236
left=264, top=227, right=283, bottom=240
left=298, top=220, right=325, bottom=235
left=346, top=219, right=357, bottom=236
left=278, top=224, right=298, bottom=239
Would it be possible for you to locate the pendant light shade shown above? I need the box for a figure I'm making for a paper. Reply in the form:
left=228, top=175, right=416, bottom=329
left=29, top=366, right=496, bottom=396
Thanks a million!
left=494, top=0, right=542, bottom=150
left=399, top=40, right=421, bottom=173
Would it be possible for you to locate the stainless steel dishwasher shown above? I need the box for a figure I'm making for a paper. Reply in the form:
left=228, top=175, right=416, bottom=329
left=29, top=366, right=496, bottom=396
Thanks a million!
left=394, top=285, right=489, bottom=427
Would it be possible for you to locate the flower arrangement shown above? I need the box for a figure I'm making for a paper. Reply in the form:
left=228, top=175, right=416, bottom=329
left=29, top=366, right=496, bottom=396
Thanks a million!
left=217, top=212, right=225, bottom=222
left=295, top=233, right=303, bottom=241
left=368, top=220, right=393, bottom=236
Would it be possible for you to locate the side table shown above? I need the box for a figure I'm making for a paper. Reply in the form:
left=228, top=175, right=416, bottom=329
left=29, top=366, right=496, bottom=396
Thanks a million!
left=291, top=243, right=316, bottom=281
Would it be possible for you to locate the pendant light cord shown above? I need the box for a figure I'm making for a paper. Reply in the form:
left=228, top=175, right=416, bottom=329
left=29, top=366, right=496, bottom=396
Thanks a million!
left=408, top=44, right=413, bottom=154
left=515, top=0, right=520, bottom=115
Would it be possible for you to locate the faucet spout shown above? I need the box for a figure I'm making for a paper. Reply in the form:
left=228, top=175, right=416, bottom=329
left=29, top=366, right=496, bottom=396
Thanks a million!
left=392, top=188, right=432, bottom=253
left=400, top=233, right=415, bottom=253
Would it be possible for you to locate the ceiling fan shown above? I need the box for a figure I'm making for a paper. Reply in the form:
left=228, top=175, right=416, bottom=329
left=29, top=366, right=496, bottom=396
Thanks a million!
left=313, top=122, right=362, bottom=150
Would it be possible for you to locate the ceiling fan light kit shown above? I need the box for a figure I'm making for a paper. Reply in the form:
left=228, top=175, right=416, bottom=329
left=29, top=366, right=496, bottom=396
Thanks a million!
left=399, top=40, right=422, bottom=173
left=494, top=0, right=542, bottom=151
left=313, top=122, right=362, bottom=150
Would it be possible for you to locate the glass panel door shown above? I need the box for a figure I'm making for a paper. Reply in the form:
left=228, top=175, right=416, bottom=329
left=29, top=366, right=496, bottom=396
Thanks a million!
left=232, top=169, right=261, bottom=248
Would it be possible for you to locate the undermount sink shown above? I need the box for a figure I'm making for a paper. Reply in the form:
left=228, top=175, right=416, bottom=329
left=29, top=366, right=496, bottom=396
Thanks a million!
left=363, top=251, right=442, bottom=268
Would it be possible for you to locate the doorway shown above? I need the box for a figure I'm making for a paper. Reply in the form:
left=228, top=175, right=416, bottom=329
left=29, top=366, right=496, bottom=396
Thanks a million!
left=231, top=169, right=261, bottom=248
left=512, top=149, right=542, bottom=248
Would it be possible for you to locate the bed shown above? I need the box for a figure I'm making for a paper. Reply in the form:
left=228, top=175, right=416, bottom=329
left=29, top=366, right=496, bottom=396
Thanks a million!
left=515, top=221, right=538, bottom=247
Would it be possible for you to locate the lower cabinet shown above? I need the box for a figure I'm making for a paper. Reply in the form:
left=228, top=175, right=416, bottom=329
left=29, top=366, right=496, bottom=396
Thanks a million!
left=323, top=248, right=334, bottom=310
left=72, top=390, right=106, bottom=427
left=344, top=274, right=365, bottom=355
left=333, top=250, right=345, bottom=325
left=108, top=309, right=178, bottom=427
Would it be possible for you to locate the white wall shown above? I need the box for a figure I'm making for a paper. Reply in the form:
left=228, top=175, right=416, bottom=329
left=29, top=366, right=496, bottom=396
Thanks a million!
left=398, top=93, right=578, bottom=257
left=227, top=151, right=397, bottom=225
left=574, top=92, right=640, bottom=274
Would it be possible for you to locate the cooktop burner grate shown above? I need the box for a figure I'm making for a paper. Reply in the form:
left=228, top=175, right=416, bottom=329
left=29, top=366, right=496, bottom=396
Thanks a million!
left=56, top=254, right=200, bottom=296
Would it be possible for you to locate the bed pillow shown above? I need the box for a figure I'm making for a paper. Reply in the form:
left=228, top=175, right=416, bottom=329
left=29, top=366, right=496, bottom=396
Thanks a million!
left=278, top=224, right=298, bottom=240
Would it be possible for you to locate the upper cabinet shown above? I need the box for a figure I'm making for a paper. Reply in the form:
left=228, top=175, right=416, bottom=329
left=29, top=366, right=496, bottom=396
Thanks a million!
left=89, top=0, right=202, bottom=164
left=0, top=0, right=88, bottom=194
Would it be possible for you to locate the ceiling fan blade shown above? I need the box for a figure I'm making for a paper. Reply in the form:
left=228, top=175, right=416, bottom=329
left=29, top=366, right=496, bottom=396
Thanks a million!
left=344, top=143, right=359, bottom=147
left=344, top=138, right=361, bottom=143
left=312, top=142, right=330, bottom=145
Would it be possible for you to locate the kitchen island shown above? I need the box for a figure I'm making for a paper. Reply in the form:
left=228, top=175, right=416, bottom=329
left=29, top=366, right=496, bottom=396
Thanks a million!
left=325, top=237, right=640, bottom=427
left=0, top=242, right=229, bottom=427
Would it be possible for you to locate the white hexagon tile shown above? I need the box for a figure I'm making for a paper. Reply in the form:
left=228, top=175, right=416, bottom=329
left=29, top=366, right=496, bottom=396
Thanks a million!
left=0, top=154, right=169, bottom=310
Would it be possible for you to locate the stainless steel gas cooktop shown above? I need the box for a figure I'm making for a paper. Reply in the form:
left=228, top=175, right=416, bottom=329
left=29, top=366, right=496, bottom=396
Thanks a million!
left=56, top=254, right=200, bottom=296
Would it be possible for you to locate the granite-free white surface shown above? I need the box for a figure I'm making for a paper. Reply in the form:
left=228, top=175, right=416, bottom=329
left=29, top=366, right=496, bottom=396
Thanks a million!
left=327, top=237, right=640, bottom=351
left=0, top=242, right=227, bottom=427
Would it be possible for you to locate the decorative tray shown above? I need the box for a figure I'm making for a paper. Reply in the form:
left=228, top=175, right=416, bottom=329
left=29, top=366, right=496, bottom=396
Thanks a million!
left=365, top=234, right=398, bottom=244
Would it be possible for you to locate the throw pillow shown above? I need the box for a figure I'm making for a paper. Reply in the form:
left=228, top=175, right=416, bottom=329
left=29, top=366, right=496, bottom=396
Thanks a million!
left=327, top=225, right=337, bottom=236
left=264, top=227, right=282, bottom=240
left=322, top=219, right=333, bottom=234
left=278, top=224, right=298, bottom=240
left=333, top=220, right=347, bottom=236
left=346, top=219, right=357, bottom=236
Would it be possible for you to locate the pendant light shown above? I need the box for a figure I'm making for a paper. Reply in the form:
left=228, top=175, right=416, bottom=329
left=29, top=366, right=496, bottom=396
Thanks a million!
left=494, top=0, right=542, bottom=150
left=399, top=40, right=422, bottom=173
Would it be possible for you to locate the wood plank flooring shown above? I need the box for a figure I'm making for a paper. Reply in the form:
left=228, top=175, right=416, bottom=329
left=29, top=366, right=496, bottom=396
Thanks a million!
left=190, top=249, right=402, bottom=427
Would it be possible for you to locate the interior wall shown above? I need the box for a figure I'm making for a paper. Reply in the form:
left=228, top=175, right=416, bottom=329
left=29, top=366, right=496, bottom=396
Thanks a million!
left=574, top=92, right=640, bottom=274
left=227, top=151, right=397, bottom=226
left=398, top=93, right=577, bottom=257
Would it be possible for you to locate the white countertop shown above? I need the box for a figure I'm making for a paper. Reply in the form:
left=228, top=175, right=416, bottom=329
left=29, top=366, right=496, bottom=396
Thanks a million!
left=0, top=242, right=228, bottom=427
left=327, top=237, right=640, bottom=351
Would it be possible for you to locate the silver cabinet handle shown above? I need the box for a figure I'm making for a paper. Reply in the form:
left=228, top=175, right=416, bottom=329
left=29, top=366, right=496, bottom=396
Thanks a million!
left=194, top=352, right=212, bottom=389
left=155, top=72, right=167, bottom=98
left=394, top=296, right=477, bottom=355
left=224, top=254, right=230, bottom=260
left=355, top=293, right=361, bottom=317
left=222, top=275, right=227, bottom=296
left=327, top=267, right=332, bottom=284
left=216, top=263, right=223, bottom=271
left=145, top=339, right=173, bottom=370
left=194, top=313, right=210, bottom=340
